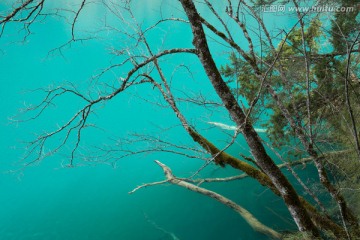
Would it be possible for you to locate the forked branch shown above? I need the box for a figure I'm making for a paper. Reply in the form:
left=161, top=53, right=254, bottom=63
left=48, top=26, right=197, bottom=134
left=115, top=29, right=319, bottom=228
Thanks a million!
left=130, top=160, right=282, bottom=239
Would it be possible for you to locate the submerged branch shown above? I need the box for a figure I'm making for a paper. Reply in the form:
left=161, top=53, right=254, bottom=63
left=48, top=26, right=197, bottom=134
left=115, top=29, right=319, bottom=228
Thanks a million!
left=130, top=160, right=282, bottom=239
left=191, top=150, right=351, bottom=185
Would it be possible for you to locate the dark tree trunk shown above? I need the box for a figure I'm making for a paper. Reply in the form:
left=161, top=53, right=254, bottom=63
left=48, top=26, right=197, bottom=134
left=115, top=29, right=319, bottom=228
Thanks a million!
left=179, top=0, right=320, bottom=237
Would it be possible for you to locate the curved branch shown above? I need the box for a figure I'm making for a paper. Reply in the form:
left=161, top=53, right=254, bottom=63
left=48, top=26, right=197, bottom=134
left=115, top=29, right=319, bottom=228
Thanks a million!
left=131, top=160, right=282, bottom=239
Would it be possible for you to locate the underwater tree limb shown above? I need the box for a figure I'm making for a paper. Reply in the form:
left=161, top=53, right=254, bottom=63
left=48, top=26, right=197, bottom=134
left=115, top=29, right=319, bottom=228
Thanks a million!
left=179, top=0, right=319, bottom=236
left=128, top=180, right=169, bottom=195
left=130, top=160, right=282, bottom=240
left=187, top=153, right=316, bottom=186
left=186, top=148, right=350, bottom=213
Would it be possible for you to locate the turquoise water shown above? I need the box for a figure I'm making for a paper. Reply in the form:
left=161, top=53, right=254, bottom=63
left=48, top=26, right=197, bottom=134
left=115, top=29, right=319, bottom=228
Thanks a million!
left=0, top=1, right=305, bottom=239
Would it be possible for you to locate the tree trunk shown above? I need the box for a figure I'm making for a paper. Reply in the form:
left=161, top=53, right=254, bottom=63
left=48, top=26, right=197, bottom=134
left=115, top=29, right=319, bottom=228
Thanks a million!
left=179, top=0, right=320, bottom=237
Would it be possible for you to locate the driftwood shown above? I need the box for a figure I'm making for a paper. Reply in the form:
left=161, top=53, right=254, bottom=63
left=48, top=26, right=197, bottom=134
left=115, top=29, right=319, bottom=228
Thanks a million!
left=130, top=160, right=282, bottom=239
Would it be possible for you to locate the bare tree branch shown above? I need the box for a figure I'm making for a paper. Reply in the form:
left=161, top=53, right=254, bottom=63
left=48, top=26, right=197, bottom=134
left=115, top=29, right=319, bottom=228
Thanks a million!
left=130, top=160, right=282, bottom=239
